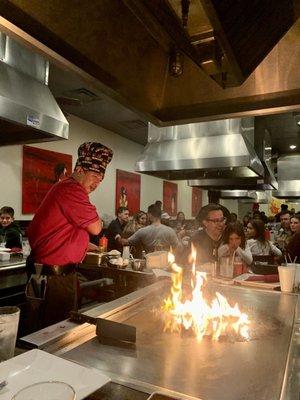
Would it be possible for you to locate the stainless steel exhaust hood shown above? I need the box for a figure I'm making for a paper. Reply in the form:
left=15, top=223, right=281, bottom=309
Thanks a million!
left=188, top=165, right=277, bottom=190
left=240, top=191, right=269, bottom=204
left=273, top=155, right=300, bottom=199
left=187, top=122, right=278, bottom=190
left=135, top=118, right=264, bottom=180
left=0, top=33, right=68, bottom=146
left=219, top=190, right=257, bottom=200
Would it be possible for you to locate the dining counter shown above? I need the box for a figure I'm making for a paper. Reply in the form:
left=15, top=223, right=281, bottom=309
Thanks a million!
left=0, top=256, right=27, bottom=306
left=20, top=280, right=300, bottom=400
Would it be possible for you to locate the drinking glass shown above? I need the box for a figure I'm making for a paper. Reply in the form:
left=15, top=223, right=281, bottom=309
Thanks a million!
left=0, top=234, right=6, bottom=247
left=11, top=381, right=76, bottom=400
left=0, top=306, right=20, bottom=361
left=278, top=265, right=296, bottom=293
left=219, top=257, right=233, bottom=278
left=22, top=238, right=31, bottom=257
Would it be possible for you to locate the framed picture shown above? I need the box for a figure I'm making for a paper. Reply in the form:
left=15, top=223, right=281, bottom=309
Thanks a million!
left=22, top=146, right=72, bottom=214
left=192, top=187, right=202, bottom=217
left=163, top=181, right=178, bottom=216
left=115, top=169, right=141, bottom=215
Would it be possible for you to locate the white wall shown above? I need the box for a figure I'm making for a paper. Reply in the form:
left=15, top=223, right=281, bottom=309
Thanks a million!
left=220, top=199, right=239, bottom=216
left=0, top=114, right=204, bottom=220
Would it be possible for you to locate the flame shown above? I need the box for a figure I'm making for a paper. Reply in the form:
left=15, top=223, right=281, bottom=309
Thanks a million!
left=162, top=255, right=250, bottom=342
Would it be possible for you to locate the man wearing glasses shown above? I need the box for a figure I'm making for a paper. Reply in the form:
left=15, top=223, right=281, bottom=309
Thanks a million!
left=191, top=204, right=227, bottom=265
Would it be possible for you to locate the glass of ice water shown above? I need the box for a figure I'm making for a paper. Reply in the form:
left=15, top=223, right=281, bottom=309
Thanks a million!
left=22, top=238, right=31, bottom=257
left=0, top=306, right=20, bottom=361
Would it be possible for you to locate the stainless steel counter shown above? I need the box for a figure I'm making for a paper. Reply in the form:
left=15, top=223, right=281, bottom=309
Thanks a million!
left=23, top=281, right=300, bottom=400
left=0, top=257, right=27, bottom=293
left=0, top=257, right=26, bottom=271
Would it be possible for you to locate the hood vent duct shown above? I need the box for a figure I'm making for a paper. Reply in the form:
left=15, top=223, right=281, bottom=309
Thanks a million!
left=0, top=33, right=68, bottom=146
left=273, top=155, right=300, bottom=199
left=135, top=118, right=264, bottom=180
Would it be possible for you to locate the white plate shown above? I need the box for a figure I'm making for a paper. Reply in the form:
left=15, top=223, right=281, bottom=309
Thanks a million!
left=0, top=349, right=110, bottom=400
left=0, top=247, right=11, bottom=252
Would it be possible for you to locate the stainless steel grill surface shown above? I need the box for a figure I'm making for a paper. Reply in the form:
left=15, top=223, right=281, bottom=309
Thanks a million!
left=62, top=282, right=297, bottom=400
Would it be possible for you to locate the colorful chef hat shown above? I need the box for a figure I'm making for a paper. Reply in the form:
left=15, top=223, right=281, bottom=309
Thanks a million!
left=75, top=142, right=113, bottom=175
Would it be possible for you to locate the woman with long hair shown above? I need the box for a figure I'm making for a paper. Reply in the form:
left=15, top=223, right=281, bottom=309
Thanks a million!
left=246, top=219, right=282, bottom=256
left=290, top=213, right=300, bottom=235
left=176, top=211, right=186, bottom=230
left=122, top=210, right=147, bottom=258
left=286, top=213, right=300, bottom=262
left=122, top=211, right=147, bottom=238
left=218, top=222, right=253, bottom=267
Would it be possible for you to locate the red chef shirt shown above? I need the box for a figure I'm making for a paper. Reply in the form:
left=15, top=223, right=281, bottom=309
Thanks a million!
left=28, top=177, right=99, bottom=265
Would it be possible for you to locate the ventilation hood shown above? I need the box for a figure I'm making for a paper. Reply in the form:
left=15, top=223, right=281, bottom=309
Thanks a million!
left=240, top=191, right=270, bottom=204
left=273, top=155, right=300, bottom=199
left=219, top=190, right=257, bottom=200
left=0, top=33, right=68, bottom=146
left=135, top=118, right=264, bottom=180
left=187, top=122, right=278, bottom=190
left=188, top=159, right=277, bottom=190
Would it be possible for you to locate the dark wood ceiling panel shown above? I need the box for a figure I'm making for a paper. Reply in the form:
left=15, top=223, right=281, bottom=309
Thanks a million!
left=201, top=0, right=296, bottom=83
left=0, top=0, right=299, bottom=125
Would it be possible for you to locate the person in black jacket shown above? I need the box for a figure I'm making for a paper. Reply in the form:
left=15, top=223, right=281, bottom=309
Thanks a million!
left=191, top=204, right=227, bottom=265
left=107, top=207, right=130, bottom=252
left=0, top=206, right=22, bottom=249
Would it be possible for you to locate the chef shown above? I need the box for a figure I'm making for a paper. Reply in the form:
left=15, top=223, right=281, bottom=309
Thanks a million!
left=27, top=141, right=113, bottom=328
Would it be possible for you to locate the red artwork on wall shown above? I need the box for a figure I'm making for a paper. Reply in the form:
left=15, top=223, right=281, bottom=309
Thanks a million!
left=22, top=146, right=72, bottom=214
left=192, top=187, right=202, bottom=217
left=163, top=181, right=178, bottom=216
left=115, top=169, right=141, bottom=215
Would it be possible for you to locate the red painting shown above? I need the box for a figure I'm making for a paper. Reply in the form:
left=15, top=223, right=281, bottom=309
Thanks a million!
left=192, top=187, right=202, bottom=217
left=22, top=146, right=72, bottom=214
left=163, top=181, right=178, bottom=216
left=115, top=169, right=141, bottom=215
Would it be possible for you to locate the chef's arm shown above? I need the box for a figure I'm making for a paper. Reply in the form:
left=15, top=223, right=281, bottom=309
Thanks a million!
left=86, top=219, right=102, bottom=235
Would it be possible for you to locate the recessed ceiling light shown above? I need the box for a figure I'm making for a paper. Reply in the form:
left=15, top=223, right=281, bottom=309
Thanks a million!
left=289, top=145, right=297, bottom=150
left=297, top=120, right=300, bottom=126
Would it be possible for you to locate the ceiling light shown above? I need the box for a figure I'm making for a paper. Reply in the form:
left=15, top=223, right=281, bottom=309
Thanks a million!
left=289, top=145, right=297, bottom=150
left=297, top=120, right=300, bottom=126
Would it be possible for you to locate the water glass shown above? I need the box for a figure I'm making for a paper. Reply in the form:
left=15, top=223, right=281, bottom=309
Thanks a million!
left=0, top=234, right=6, bottom=247
left=122, top=245, right=130, bottom=260
left=278, top=265, right=296, bottom=293
left=0, top=306, right=20, bottom=361
left=22, top=238, right=31, bottom=257
left=11, top=381, right=76, bottom=400
left=219, top=257, right=233, bottom=278
left=286, top=263, right=300, bottom=291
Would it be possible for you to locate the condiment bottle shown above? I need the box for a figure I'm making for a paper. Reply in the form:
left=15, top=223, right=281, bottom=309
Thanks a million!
left=99, top=235, right=108, bottom=252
